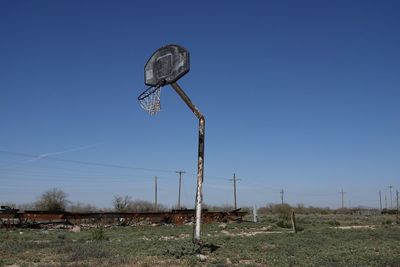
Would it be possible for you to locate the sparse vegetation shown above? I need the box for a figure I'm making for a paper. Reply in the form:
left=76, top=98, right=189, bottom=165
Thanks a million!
left=113, top=194, right=165, bottom=212
left=68, top=202, right=98, bottom=212
left=2, top=194, right=398, bottom=266
left=1, top=213, right=400, bottom=266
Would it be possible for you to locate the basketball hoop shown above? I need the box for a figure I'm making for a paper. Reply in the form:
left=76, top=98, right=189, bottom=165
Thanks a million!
left=138, top=83, right=163, bottom=115
left=136, top=44, right=206, bottom=243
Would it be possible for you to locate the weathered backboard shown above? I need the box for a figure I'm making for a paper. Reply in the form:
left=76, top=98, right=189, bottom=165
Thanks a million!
left=144, top=44, right=190, bottom=87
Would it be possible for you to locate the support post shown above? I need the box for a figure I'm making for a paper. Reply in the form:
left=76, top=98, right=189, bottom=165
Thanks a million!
left=170, top=82, right=205, bottom=244
left=291, top=211, right=297, bottom=233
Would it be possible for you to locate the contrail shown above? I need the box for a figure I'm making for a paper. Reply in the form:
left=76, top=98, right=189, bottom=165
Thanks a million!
left=27, top=144, right=99, bottom=162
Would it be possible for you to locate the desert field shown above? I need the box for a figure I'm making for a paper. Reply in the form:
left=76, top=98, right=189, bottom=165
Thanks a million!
left=1, top=213, right=400, bottom=266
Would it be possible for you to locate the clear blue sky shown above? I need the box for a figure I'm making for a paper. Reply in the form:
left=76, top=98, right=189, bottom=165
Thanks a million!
left=1, top=0, right=399, bottom=209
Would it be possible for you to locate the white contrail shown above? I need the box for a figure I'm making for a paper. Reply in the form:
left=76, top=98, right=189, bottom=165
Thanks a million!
left=27, top=144, right=99, bottom=162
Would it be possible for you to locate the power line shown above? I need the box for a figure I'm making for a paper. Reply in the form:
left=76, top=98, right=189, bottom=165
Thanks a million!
left=1, top=149, right=390, bottom=205
left=0, top=150, right=177, bottom=174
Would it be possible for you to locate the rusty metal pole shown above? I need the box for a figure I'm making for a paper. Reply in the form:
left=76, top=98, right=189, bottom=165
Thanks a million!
left=170, top=82, right=205, bottom=244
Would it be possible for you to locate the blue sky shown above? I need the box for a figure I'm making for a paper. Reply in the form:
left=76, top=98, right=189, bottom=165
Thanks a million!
left=1, top=0, right=399, bottom=209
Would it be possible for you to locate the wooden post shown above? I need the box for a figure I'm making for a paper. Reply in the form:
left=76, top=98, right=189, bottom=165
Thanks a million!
left=291, top=211, right=297, bottom=233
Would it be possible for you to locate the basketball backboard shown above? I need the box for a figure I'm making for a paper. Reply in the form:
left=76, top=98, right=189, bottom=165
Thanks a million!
left=144, top=44, right=190, bottom=87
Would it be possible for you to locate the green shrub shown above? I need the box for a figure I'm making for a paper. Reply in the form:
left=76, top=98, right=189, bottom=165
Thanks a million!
left=276, top=220, right=292, bottom=228
left=382, top=219, right=393, bottom=225
left=273, top=204, right=291, bottom=221
left=57, top=233, right=66, bottom=240
left=91, top=227, right=107, bottom=241
left=327, top=220, right=340, bottom=226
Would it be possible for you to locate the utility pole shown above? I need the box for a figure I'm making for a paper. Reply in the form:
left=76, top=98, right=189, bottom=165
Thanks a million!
left=385, top=195, right=387, bottom=209
left=388, top=185, right=393, bottom=209
left=396, top=190, right=399, bottom=224
left=154, top=176, right=158, bottom=211
left=379, top=190, right=382, bottom=210
left=228, top=173, right=240, bottom=209
left=280, top=189, right=284, bottom=204
left=340, top=188, right=346, bottom=209
left=176, top=171, right=185, bottom=209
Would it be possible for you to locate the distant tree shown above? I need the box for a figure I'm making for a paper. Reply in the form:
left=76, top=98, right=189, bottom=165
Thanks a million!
left=113, top=195, right=131, bottom=212
left=35, top=188, right=69, bottom=212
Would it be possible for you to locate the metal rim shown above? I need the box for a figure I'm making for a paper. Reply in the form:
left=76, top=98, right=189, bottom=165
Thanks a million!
left=137, top=86, right=159, bottom=101
left=137, top=80, right=165, bottom=101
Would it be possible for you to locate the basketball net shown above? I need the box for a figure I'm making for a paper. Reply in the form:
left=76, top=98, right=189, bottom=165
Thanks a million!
left=138, top=85, right=162, bottom=115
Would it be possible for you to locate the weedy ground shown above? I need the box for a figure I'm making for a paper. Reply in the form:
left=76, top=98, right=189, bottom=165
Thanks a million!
left=1, top=214, right=400, bottom=266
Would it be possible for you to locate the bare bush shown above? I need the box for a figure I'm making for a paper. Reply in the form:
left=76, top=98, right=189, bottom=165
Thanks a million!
left=35, top=188, right=69, bottom=212
left=68, top=202, right=98, bottom=212
left=203, top=204, right=235, bottom=211
left=258, top=203, right=332, bottom=215
left=273, top=203, right=292, bottom=221
left=113, top=195, right=131, bottom=212
left=127, top=200, right=156, bottom=212
left=293, top=203, right=332, bottom=214
left=113, top=195, right=163, bottom=212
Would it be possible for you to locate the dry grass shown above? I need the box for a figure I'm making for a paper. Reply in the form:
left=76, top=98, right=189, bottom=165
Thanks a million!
left=1, top=214, right=400, bottom=266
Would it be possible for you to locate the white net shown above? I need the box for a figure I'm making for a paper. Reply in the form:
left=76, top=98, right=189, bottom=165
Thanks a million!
left=138, top=86, right=162, bottom=115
